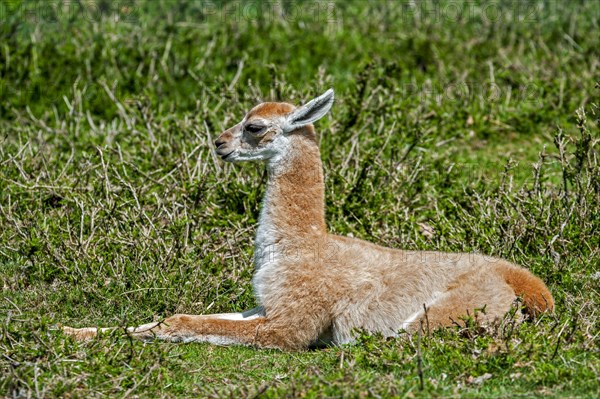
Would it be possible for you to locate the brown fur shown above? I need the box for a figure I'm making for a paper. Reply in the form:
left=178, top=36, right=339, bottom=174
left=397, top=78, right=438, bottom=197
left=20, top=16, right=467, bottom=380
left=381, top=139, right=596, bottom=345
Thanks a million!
left=495, top=263, right=555, bottom=315
left=248, top=102, right=295, bottom=118
left=64, top=93, right=554, bottom=350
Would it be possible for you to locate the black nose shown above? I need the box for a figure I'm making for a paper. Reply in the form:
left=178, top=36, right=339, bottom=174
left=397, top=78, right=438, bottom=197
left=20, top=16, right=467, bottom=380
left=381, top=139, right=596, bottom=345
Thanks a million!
left=215, top=138, right=226, bottom=148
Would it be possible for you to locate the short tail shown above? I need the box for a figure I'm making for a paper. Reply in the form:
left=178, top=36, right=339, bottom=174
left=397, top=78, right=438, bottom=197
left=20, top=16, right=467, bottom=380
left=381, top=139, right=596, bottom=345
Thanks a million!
left=496, top=263, right=554, bottom=316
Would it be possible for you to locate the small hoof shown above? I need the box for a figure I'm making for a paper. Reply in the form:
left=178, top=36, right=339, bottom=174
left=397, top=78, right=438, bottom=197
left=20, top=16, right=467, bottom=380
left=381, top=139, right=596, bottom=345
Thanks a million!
left=62, top=326, right=98, bottom=341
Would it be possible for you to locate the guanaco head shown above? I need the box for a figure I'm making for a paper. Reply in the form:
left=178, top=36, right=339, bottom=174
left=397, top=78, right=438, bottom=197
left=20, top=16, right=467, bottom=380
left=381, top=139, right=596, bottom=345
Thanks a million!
left=214, top=89, right=334, bottom=163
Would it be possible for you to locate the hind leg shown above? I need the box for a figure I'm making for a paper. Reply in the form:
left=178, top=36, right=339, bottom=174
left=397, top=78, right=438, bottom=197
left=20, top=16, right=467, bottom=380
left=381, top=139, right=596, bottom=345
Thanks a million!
left=405, top=271, right=518, bottom=332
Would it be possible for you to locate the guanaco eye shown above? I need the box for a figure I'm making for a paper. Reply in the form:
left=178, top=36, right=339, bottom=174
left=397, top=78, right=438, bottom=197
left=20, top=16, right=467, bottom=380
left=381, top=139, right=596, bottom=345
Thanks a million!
left=245, top=124, right=266, bottom=135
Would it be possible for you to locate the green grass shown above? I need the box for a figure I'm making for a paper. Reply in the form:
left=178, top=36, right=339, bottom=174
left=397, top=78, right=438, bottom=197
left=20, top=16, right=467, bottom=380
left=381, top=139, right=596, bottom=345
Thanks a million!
left=1, top=0, right=599, bottom=397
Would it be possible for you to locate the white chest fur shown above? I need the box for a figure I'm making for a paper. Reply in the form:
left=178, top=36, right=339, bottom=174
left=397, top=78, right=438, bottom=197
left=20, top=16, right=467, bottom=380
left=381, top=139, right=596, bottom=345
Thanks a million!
left=252, top=188, right=282, bottom=302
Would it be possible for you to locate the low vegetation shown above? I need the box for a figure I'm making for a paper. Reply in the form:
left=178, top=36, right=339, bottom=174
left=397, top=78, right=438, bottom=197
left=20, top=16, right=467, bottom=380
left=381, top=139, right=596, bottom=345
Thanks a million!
left=1, top=1, right=598, bottom=397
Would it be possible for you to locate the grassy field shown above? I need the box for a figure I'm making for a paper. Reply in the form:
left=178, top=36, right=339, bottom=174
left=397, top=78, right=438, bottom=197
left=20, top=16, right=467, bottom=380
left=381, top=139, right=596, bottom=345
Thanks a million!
left=1, top=0, right=599, bottom=397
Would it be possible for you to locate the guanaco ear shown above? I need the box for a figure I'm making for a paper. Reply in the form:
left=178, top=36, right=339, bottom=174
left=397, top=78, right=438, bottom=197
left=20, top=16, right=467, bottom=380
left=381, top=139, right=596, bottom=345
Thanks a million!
left=283, top=89, right=334, bottom=133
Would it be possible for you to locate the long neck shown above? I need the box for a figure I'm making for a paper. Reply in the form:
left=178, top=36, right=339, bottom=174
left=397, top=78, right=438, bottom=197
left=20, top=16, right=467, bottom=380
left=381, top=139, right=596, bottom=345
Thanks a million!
left=262, top=135, right=326, bottom=237
left=254, top=134, right=326, bottom=269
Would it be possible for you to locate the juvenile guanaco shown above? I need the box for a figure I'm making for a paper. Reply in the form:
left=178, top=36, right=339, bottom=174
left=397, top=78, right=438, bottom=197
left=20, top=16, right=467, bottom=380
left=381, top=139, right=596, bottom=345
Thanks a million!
left=64, top=89, right=554, bottom=350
